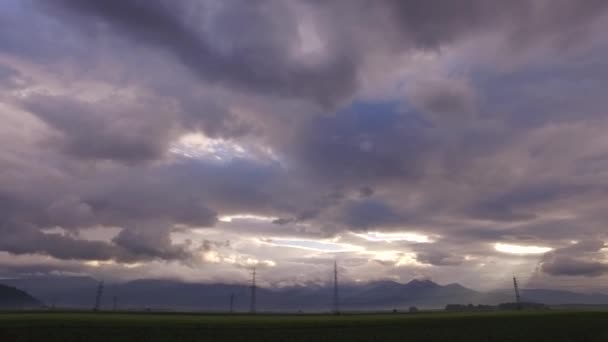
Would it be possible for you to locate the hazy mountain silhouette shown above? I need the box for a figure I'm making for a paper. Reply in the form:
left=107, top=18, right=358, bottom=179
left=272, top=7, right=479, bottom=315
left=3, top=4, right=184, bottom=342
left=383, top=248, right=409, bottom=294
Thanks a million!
left=2, top=276, right=607, bottom=311
left=0, top=283, right=42, bottom=309
left=489, top=288, right=608, bottom=306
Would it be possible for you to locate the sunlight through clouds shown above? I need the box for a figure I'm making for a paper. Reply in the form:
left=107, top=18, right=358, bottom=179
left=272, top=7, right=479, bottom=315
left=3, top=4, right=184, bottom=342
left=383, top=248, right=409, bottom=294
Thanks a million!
left=352, top=231, right=434, bottom=243
left=169, top=133, right=249, bottom=161
left=264, top=238, right=365, bottom=253
left=369, top=251, right=425, bottom=267
left=218, top=214, right=279, bottom=223
left=494, top=243, right=553, bottom=255
left=85, top=260, right=142, bottom=269
left=3, top=0, right=608, bottom=294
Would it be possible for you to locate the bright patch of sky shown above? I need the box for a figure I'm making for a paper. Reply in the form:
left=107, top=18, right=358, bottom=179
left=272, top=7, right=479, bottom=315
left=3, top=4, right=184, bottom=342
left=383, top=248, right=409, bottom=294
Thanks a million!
left=170, top=133, right=280, bottom=164
left=85, top=260, right=142, bottom=269
left=170, top=133, right=248, bottom=161
left=369, top=250, right=424, bottom=267
left=494, top=243, right=553, bottom=255
left=352, top=231, right=434, bottom=243
left=219, top=214, right=278, bottom=223
left=265, top=238, right=364, bottom=253
left=201, top=250, right=276, bottom=268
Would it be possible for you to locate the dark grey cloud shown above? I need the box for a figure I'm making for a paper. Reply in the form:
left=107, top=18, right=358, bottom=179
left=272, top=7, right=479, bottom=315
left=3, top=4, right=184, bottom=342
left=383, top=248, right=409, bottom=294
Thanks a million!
left=315, top=0, right=608, bottom=62
left=85, top=158, right=288, bottom=228
left=370, top=1, right=580, bottom=48
left=0, top=155, right=294, bottom=263
left=341, top=199, right=405, bottom=229
left=22, top=94, right=178, bottom=162
left=176, top=96, right=253, bottom=139
left=40, top=0, right=608, bottom=111
left=0, top=205, right=189, bottom=264
left=289, top=106, right=433, bottom=184
left=540, top=241, right=608, bottom=277
left=1, top=0, right=608, bottom=287
left=467, top=183, right=604, bottom=222
left=45, top=0, right=357, bottom=106
left=0, top=222, right=121, bottom=262
left=200, top=239, right=230, bottom=253
left=19, top=88, right=260, bottom=163
left=358, top=187, right=375, bottom=198
left=384, top=0, right=517, bottom=48
left=415, top=251, right=464, bottom=267
left=407, top=79, right=476, bottom=123
left=542, top=257, right=608, bottom=277
left=112, top=226, right=191, bottom=261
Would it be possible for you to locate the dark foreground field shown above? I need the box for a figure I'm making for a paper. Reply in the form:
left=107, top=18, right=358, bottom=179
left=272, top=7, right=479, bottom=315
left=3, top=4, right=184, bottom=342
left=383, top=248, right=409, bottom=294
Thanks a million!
left=1, top=311, right=607, bottom=342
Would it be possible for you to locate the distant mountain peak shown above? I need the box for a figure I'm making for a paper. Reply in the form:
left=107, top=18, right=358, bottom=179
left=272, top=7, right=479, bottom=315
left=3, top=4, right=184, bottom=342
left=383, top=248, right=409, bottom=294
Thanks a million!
left=5, top=276, right=608, bottom=311
left=405, top=279, right=439, bottom=288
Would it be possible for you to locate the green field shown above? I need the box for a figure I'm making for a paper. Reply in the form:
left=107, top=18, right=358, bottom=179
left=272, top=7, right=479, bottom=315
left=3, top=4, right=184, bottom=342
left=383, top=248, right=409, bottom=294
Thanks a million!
left=1, top=311, right=607, bottom=342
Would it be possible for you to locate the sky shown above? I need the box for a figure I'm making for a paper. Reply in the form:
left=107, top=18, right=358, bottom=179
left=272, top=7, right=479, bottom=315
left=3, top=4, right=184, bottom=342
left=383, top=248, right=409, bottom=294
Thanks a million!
left=1, top=0, right=608, bottom=292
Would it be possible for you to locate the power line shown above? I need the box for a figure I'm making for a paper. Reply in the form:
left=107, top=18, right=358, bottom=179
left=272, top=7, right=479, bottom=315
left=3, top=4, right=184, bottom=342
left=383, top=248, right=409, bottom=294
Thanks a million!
left=93, top=280, right=104, bottom=311
left=250, top=267, right=257, bottom=314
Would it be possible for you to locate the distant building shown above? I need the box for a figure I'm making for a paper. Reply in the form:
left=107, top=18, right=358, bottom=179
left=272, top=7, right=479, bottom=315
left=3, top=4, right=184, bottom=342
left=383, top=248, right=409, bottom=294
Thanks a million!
left=498, top=302, right=549, bottom=311
left=445, top=304, right=495, bottom=312
left=445, top=302, right=549, bottom=312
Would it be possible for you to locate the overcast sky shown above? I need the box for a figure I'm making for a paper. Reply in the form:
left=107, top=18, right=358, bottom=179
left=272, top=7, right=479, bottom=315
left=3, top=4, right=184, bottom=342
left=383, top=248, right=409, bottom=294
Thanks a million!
left=1, top=0, right=608, bottom=292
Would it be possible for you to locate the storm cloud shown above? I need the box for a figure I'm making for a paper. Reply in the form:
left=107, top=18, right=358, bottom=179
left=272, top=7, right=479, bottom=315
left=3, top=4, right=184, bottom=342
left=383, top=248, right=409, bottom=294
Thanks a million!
left=44, top=0, right=358, bottom=106
left=0, top=0, right=608, bottom=291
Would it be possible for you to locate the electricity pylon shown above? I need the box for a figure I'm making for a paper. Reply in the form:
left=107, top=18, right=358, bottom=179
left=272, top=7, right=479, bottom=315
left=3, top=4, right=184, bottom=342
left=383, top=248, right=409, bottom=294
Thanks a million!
left=229, top=293, right=235, bottom=314
left=333, top=260, right=340, bottom=315
left=513, top=276, right=522, bottom=311
left=93, top=281, right=104, bottom=311
left=250, top=268, right=256, bottom=314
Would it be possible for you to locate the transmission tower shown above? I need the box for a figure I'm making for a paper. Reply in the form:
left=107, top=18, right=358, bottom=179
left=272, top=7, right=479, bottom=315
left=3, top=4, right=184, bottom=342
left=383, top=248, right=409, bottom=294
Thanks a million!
left=93, top=280, right=104, bottom=311
left=112, top=296, right=118, bottom=311
left=333, top=260, right=340, bottom=315
left=513, top=276, right=522, bottom=310
left=250, top=267, right=257, bottom=314
left=229, top=293, right=235, bottom=314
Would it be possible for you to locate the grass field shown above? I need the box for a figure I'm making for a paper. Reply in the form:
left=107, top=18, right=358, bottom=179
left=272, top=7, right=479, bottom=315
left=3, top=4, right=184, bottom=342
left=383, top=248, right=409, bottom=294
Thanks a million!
left=1, top=310, right=607, bottom=342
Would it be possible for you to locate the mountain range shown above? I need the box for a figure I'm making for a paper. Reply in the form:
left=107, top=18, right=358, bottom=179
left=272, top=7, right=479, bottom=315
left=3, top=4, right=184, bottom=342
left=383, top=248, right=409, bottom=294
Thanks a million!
left=1, top=276, right=607, bottom=312
left=0, top=283, right=42, bottom=309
